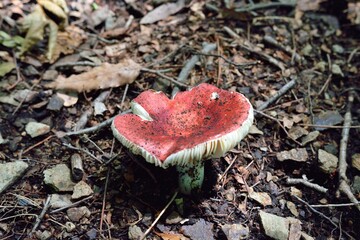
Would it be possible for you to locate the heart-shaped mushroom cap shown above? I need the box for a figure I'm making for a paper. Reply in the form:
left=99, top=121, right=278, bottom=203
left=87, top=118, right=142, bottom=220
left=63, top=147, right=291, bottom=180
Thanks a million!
left=112, top=83, right=253, bottom=168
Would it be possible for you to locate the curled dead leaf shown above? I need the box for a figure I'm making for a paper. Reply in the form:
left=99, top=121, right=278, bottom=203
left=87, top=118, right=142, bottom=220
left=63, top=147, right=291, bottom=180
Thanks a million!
left=47, top=58, right=141, bottom=92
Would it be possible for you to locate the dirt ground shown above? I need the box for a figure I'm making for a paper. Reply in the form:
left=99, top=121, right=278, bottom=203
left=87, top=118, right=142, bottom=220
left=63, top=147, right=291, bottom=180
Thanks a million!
left=0, top=0, right=359, bottom=239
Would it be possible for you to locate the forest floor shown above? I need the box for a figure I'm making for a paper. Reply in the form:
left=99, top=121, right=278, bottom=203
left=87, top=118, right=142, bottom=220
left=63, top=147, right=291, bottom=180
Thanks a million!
left=0, top=0, right=359, bottom=239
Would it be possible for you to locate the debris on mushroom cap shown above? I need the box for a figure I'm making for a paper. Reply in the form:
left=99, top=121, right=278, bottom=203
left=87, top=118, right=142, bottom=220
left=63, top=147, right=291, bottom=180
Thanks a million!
left=112, top=83, right=254, bottom=168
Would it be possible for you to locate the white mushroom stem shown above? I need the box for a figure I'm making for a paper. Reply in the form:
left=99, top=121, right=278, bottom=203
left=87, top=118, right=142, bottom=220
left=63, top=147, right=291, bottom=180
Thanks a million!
left=176, top=160, right=205, bottom=195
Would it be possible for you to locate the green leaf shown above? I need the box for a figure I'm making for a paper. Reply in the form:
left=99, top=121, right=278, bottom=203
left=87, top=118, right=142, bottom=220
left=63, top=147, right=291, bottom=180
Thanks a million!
left=0, top=62, right=16, bottom=77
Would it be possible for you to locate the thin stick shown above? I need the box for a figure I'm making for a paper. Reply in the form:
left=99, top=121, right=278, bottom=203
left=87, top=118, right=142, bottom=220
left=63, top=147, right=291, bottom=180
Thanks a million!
left=171, top=42, right=217, bottom=97
left=299, top=124, right=360, bottom=129
left=254, top=110, right=302, bottom=145
left=99, top=168, right=111, bottom=232
left=22, top=135, right=54, bottom=154
left=29, top=195, right=51, bottom=236
left=286, top=177, right=328, bottom=193
left=141, top=67, right=189, bottom=87
left=62, top=143, right=103, bottom=163
left=140, top=191, right=178, bottom=240
left=223, top=26, right=285, bottom=71
left=234, top=1, right=295, bottom=12
left=263, top=35, right=303, bottom=64
left=310, top=202, right=360, bottom=208
left=146, top=43, right=186, bottom=67
left=65, top=110, right=131, bottom=136
left=191, top=51, right=258, bottom=68
left=219, top=156, right=238, bottom=182
left=50, top=195, right=93, bottom=213
left=337, top=91, right=360, bottom=212
left=293, top=195, right=355, bottom=240
left=256, top=78, right=297, bottom=112
left=120, top=84, right=129, bottom=108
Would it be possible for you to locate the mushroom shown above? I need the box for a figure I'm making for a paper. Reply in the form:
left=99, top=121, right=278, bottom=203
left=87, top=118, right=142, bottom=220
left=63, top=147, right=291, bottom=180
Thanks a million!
left=112, top=83, right=253, bottom=194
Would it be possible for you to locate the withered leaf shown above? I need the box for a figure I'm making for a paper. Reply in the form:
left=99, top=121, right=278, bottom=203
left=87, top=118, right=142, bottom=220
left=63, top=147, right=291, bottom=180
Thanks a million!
left=47, top=58, right=141, bottom=92
left=140, top=0, right=185, bottom=24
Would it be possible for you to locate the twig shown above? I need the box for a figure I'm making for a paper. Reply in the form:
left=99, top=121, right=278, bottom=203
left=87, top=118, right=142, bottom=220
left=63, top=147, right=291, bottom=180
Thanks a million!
left=29, top=195, right=51, bottom=236
left=318, top=54, right=332, bottom=96
left=62, top=143, right=103, bottom=163
left=99, top=168, right=111, bottom=232
left=141, top=67, right=189, bottom=87
left=22, top=135, right=55, bottom=154
left=223, top=26, right=285, bottom=71
left=234, top=1, right=295, bottom=12
left=337, top=91, right=360, bottom=212
left=286, top=177, right=328, bottom=193
left=126, top=150, right=157, bottom=183
left=347, top=47, right=359, bottom=64
left=146, top=43, right=186, bottom=67
left=310, top=202, right=360, bottom=208
left=65, top=109, right=131, bottom=136
left=190, top=51, right=258, bottom=68
left=140, top=191, right=178, bottom=240
left=171, top=42, right=217, bottom=97
left=263, top=35, right=303, bottom=64
left=256, top=78, right=297, bottom=112
left=120, top=84, right=129, bottom=109
left=218, top=156, right=238, bottom=183
left=254, top=110, right=302, bottom=145
left=293, top=195, right=355, bottom=240
left=299, top=124, right=360, bottom=129
left=50, top=195, right=93, bottom=214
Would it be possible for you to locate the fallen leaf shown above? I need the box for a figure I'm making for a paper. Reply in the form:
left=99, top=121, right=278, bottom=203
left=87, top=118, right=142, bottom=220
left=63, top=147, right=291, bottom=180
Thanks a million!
left=276, top=148, right=308, bottom=162
left=47, top=58, right=141, bottom=92
left=0, top=62, right=15, bottom=77
left=248, top=187, right=272, bottom=207
left=38, top=0, right=68, bottom=27
left=19, top=5, right=48, bottom=56
left=155, top=232, right=188, bottom=240
left=140, top=0, right=185, bottom=24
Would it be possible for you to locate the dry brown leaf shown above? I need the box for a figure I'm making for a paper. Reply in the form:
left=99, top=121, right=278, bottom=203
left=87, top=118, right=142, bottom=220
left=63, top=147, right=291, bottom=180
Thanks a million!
left=155, top=231, right=188, bottom=240
left=140, top=0, right=185, bottom=24
left=296, top=0, right=326, bottom=12
left=47, top=58, right=141, bottom=92
left=49, top=25, right=87, bottom=62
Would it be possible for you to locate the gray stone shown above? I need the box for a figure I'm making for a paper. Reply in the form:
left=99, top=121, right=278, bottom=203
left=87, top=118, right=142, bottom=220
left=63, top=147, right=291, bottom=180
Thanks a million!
left=67, top=206, right=91, bottom=222
left=301, top=131, right=319, bottom=145
left=221, top=223, right=249, bottom=240
left=259, top=211, right=289, bottom=240
left=318, top=149, right=338, bottom=174
left=71, top=181, right=93, bottom=199
left=47, top=95, right=64, bottom=111
left=49, top=194, right=72, bottom=209
left=0, top=161, right=29, bottom=193
left=43, top=70, right=58, bottom=80
left=332, top=44, right=344, bottom=54
left=25, top=122, right=50, bottom=138
left=43, top=164, right=76, bottom=192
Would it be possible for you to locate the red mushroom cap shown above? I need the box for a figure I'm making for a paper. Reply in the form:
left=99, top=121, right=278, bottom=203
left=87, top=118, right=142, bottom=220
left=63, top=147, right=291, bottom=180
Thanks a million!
left=112, top=83, right=253, bottom=168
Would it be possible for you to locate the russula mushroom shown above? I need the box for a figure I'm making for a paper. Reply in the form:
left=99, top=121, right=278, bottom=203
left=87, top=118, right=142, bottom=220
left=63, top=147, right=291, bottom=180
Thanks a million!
left=112, top=83, right=253, bottom=194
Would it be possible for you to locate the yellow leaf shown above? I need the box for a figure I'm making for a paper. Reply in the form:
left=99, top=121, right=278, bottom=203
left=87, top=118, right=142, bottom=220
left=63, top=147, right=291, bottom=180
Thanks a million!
left=47, top=20, right=58, bottom=60
left=20, top=5, right=48, bottom=55
left=37, top=0, right=68, bottom=27
left=48, top=0, right=69, bottom=13
left=0, top=62, right=16, bottom=77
